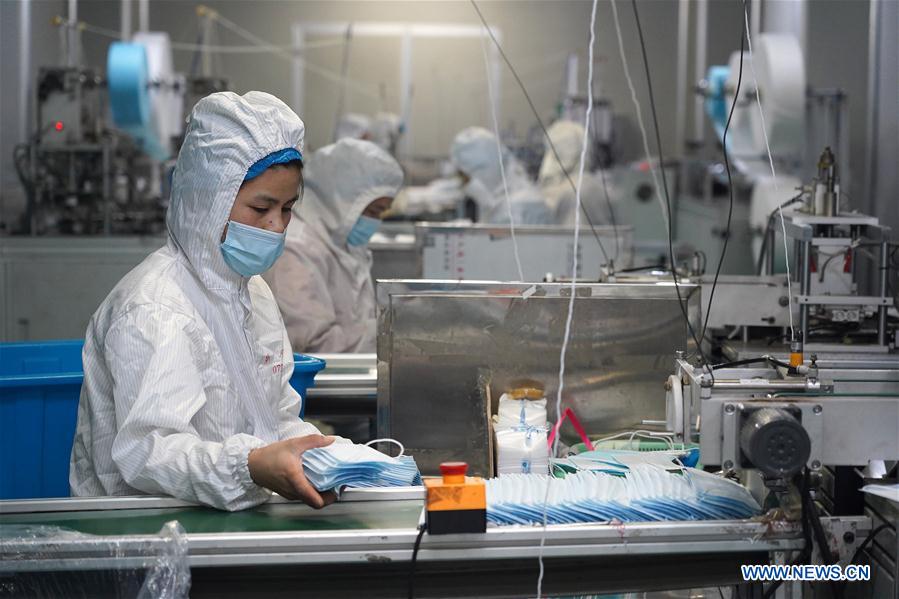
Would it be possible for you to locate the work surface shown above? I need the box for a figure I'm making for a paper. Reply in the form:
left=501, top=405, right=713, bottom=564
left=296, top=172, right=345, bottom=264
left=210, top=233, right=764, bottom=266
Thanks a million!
left=0, top=491, right=868, bottom=598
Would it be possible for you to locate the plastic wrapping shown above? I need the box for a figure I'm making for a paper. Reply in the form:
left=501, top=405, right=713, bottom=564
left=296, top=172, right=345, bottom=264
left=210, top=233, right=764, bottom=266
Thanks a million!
left=0, top=520, right=190, bottom=598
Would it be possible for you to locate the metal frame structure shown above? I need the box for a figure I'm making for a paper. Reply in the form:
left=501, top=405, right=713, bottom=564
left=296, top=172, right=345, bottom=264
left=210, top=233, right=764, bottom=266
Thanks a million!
left=781, top=212, right=892, bottom=349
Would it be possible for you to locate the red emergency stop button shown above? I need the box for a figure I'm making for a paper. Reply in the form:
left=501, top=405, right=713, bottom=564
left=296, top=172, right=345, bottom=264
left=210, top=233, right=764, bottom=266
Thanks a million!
left=440, top=462, right=468, bottom=484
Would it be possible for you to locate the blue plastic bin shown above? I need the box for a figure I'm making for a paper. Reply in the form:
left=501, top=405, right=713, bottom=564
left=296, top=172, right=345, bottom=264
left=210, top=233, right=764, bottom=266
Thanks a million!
left=0, top=340, right=326, bottom=500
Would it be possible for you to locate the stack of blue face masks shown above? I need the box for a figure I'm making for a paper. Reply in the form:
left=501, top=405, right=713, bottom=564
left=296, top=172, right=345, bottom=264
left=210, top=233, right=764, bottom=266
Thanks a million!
left=486, top=464, right=760, bottom=526
left=302, top=443, right=421, bottom=491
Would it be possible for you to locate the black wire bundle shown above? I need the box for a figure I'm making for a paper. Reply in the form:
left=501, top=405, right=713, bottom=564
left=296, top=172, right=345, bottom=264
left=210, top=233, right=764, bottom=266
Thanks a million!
left=407, top=523, right=428, bottom=599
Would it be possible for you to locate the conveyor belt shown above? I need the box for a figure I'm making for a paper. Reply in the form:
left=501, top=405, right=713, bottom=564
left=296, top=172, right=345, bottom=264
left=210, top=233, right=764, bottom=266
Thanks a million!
left=0, top=492, right=872, bottom=598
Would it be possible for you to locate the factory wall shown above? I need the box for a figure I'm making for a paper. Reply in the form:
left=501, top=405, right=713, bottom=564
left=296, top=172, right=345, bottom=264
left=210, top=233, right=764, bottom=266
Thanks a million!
left=0, top=0, right=67, bottom=233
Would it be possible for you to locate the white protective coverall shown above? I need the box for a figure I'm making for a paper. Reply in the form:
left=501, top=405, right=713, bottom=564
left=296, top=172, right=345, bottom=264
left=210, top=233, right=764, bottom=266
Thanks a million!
left=264, top=139, right=404, bottom=354
left=450, top=127, right=551, bottom=225
left=538, top=120, right=615, bottom=226
left=70, top=91, right=322, bottom=511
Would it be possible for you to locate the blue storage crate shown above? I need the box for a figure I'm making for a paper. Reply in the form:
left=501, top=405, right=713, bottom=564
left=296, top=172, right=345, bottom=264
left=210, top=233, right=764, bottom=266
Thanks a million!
left=0, top=340, right=84, bottom=500
left=290, top=354, right=327, bottom=418
left=0, top=340, right=326, bottom=500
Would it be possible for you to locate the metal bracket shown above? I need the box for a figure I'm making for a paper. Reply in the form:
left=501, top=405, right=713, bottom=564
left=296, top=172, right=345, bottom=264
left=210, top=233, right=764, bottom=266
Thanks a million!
left=721, top=403, right=741, bottom=471
left=797, top=295, right=891, bottom=306
left=800, top=403, right=824, bottom=471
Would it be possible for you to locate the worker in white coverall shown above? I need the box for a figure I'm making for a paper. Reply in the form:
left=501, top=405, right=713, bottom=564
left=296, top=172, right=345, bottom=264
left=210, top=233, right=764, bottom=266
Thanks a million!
left=70, top=91, right=341, bottom=511
left=450, top=126, right=551, bottom=225
left=538, top=119, right=615, bottom=226
left=265, top=138, right=404, bottom=354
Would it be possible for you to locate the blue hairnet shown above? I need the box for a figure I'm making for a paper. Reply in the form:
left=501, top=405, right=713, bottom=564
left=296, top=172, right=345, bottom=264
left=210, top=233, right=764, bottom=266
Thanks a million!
left=244, top=147, right=303, bottom=181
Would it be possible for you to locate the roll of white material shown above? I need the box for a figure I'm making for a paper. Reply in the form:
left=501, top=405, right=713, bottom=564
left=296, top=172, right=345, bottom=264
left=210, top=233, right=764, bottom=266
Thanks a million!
left=496, top=395, right=547, bottom=429
left=725, top=33, right=805, bottom=159
left=749, top=174, right=803, bottom=264
left=133, top=32, right=182, bottom=150
left=495, top=428, right=549, bottom=475
left=753, top=34, right=805, bottom=157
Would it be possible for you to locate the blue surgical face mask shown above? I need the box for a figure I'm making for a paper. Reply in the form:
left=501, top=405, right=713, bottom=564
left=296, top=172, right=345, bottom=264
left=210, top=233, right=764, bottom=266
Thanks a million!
left=220, top=220, right=286, bottom=277
left=346, top=215, right=381, bottom=247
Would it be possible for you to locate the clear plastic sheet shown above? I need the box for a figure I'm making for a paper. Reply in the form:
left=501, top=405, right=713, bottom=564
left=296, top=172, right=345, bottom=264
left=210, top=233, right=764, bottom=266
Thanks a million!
left=0, top=520, right=190, bottom=598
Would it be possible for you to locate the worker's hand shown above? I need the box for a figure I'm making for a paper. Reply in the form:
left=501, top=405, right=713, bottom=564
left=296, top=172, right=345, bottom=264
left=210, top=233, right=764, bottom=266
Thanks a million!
left=247, top=435, right=338, bottom=508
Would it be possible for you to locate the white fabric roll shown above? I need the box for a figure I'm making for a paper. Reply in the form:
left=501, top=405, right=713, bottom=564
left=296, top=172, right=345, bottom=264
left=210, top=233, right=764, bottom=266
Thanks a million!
left=496, top=395, right=547, bottom=429
left=495, top=428, right=549, bottom=476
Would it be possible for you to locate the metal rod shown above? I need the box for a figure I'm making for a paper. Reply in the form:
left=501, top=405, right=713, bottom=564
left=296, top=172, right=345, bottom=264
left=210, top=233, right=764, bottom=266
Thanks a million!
left=120, top=0, right=131, bottom=41
left=18, top=0, right=32, bottom=144
left=878, top=240, right=888, bottom=345
left=137, top=0, right=148, bottom=32
left=691, top=0, right=708, bottom=146
left=102, top=144, right=111, bottom=235
left=67, top=0, right=79, bottom=67
left=800, top=240, right=812, bottom=341
left=675, top=0, right=689, bottom=156
left=864, top=0, right=881, bottom=215
left=750, top=0, right=762, bottom=41
left=766, top=226, right=776, bottom=275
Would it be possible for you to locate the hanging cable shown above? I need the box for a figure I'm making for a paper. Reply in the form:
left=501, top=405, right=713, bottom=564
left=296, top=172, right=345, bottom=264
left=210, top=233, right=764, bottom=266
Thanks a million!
left=699, top=0, right=747, bottom=344
left=480, top=32, right=525, bottom=282
left=608, top=0, right=669, bottom=234
left=744, top=7, right=796, bottom=341
left=627, top=0, right=714, bottom=381
left=331, top=24, right=355, bottom=143
left=470, top=0, right=615, bottom=269
left=536, top=2, right=599, bottom=597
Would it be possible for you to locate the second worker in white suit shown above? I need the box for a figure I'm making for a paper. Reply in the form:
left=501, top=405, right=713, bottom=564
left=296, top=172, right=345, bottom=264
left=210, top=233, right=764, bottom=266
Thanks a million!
left=450, top=126, right=551, bottom=225
left=266, top=139, right=404, bottom=354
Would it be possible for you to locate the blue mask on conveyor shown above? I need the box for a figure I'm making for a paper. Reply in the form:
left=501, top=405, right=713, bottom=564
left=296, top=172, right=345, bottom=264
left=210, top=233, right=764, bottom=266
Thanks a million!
left=485, top=465, right=760, bottom=526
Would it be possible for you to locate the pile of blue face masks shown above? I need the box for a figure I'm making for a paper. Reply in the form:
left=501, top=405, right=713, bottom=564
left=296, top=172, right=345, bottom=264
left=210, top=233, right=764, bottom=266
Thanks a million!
left=486, top=464, right=760, bottom=526
left=302, top=443, right=421, bottom=491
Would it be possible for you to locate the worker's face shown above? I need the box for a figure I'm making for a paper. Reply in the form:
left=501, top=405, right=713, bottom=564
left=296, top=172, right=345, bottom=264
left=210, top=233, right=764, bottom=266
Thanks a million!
left=361, top=196, right=394, bottom=220
left=225, top=166, right=303, bottom=239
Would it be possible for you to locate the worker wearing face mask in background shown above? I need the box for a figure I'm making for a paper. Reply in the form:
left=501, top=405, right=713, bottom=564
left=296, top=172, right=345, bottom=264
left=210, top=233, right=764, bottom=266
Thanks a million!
left=71, top=91, right=343, bottom=512
left=450, top=126, right=552, bottom=225
left=538, top=120, right=616, bottom=226
left=265, top=139, right=404, bottom=354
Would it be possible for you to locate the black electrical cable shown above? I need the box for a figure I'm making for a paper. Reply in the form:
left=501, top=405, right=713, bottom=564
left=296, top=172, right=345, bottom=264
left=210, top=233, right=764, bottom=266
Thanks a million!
left=470, top=0, right=616, bottom=268
left=848, top=523, right=894, bottom=566
left=630, top=0, right=714, bottom=381
left=711, top=355, right=792, bottom=370
left=407, top=523, right=428, bottom=599
left=699, top=0, right=747, bottom=346
left=614, top=263, right=669, bottom=274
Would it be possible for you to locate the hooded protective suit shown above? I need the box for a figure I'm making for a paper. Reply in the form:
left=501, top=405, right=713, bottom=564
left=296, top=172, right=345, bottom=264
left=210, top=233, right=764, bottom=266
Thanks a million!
left=538, top=120, right=615, bottom=226
left=70, top=91, right=320, bottom=511
left=265, top=139, right=403, bottom=354
left=450, top=127, right=550, bottom=225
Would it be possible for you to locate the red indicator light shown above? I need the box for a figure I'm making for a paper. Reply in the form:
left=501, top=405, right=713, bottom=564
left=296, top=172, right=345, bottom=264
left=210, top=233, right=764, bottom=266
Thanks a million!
left=54, top=121, right=64, bottom=132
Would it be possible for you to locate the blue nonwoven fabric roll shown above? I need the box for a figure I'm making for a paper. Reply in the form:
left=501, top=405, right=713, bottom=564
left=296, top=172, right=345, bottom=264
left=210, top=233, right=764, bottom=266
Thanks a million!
left=108, top=42, right=151, bottom=128
left=108, top=42, right=168, bottom=160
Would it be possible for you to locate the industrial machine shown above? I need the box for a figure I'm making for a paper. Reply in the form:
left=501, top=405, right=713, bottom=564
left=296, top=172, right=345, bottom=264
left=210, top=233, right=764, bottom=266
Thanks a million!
left=11, top=26, right=229, bottom=236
